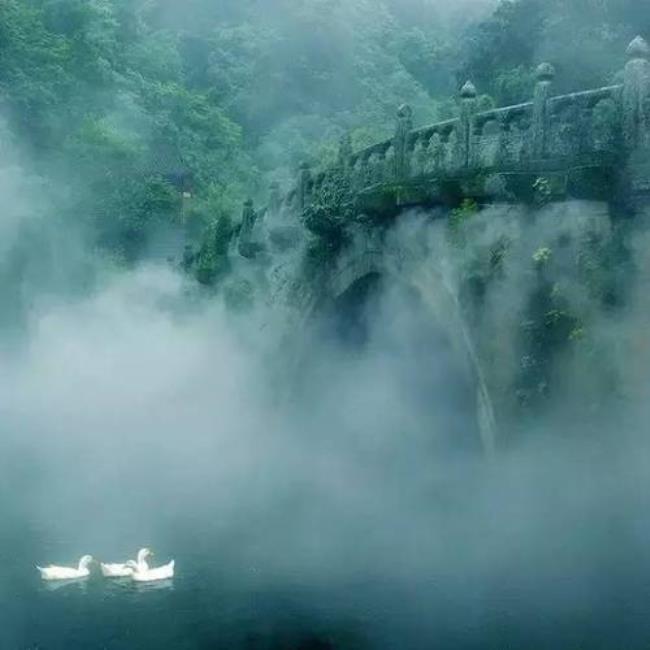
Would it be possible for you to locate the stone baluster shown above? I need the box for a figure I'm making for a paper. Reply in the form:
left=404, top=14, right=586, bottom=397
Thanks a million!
left=242, top=198, right=255, bottom=230
left=412, top=135, right=424, bottom=177
left=367, top=152, right=379, bottom=184
left=238, top=198, right=256, bottom=257
left=313, top=172, right=325, bottom=196
left=429, top=132, right=443, bottom=172
left=297, top=162, right=312, bottom=210
left=394, top=104, right=413, bottom=180
left=269, top=181, right=281, bottom=216
left=338, top=133, right=353, bottom=171
left=532, top=63, right=555, bottom=159
left=623, top=36, right=650, bottom=149
left=459, top=81, right=477, bottom=168
left=350, top=155, right=361, bottom=190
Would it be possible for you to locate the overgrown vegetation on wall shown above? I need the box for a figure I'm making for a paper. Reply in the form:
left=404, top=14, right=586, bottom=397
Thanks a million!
left=443, top=196, right=635, bottom=439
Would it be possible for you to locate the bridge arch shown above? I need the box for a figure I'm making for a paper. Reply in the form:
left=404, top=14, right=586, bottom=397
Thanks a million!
left=305, top=248, right=497, bottom=457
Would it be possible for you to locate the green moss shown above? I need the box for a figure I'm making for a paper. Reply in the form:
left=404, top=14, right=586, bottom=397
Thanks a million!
left=448, top=198, right=479, bottom=248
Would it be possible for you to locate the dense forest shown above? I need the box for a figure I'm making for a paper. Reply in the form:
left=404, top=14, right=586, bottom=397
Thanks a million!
left=0, top=0, right=647, bottom=304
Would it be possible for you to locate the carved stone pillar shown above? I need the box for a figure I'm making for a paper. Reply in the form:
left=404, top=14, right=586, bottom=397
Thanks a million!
left=242, top=199, right=255, bottom=231
left=338, top=133, right=352, bottom=171
left=623, top=36, right=650, bottom=149
left=394, top=104, right=413, bottom=180
left=297, top=162, right=312, bottom=210
left=459, top=81, right=477, bottom=168
left=532, top=63, right=555, bottom=159
left=238, top=198, right=257, bottom=257
left=269, top=181, right=281, bottom=216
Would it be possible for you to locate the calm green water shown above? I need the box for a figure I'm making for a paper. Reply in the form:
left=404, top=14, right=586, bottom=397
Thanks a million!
left=3, top=476, right=650, bottom=650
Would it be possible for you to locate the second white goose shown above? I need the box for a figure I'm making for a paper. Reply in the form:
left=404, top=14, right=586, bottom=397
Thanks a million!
left=127, top=548, right=175, bottom=582
left=101, top=548, right=152, bottom=578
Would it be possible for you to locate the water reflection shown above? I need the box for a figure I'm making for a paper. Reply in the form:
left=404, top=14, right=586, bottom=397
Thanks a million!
left=39, top=577, right=89, bottom=593
left=132, top=578, right=174, bottom=593
left=103, top=577, right=175, bottom=598
left=38, top=575, right=174, bottom=596
left=100, top=576, right=136, bottom=596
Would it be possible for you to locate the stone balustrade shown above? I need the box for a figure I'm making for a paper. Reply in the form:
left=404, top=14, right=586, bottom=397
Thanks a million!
left=241, top=36, right=650, bottom=231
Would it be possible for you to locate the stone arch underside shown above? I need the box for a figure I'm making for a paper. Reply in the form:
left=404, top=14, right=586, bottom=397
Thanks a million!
left=311, top=249, right=498, bottom=456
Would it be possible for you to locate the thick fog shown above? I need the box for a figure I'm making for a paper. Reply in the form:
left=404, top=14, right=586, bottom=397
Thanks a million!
left=3, top=194, right=650, bottom=647
left=1, top=1, right=650, bottom=648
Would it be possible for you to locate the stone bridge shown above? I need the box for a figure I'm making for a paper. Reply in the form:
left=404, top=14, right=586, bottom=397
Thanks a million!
left=232, top=37, right=650, bottom=456
left=240, top=36, right=650, bottom=236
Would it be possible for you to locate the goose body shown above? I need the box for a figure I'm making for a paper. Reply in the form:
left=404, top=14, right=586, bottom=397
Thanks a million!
left=101, top=548, right=151, bottom=578
left=37, top=555, right=93, bottom=581
left=100, top=562, right=134, bottom=578
left=131, top=559, right=175, bottom=582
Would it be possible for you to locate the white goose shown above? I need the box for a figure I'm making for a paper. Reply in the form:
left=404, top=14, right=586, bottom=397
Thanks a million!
left=100, top=548, right=151, bottom=578
left=127, top=548, right=175, bottom=582
left=37, top=555, right=94, bottom=581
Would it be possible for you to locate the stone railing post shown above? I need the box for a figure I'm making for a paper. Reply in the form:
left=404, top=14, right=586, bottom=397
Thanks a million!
left=238, top=198, right=256, bottom=257
left=459, top=81, right=477, bottom=168
left=297, top=162, right=312, bottom=210
left=242, top=198, right=255, bottom=230
left=394, top=104, right=413, bottom=180
left=338, top=133, right=352, bottom=171
left=623, top=36, right=650, bottom=149
left=532, top=63, right=555, bottom=159
left=269, top=181, right=281, bottom=215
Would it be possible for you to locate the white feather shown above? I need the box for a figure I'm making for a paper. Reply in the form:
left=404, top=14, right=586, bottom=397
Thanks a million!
left=131, top=559, right=175, bottom=582
left=37, top=555, right=93, bottom=581
left=100, top=562, right=134, bottom=578
left=100, top=548, right=152, bottom=578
